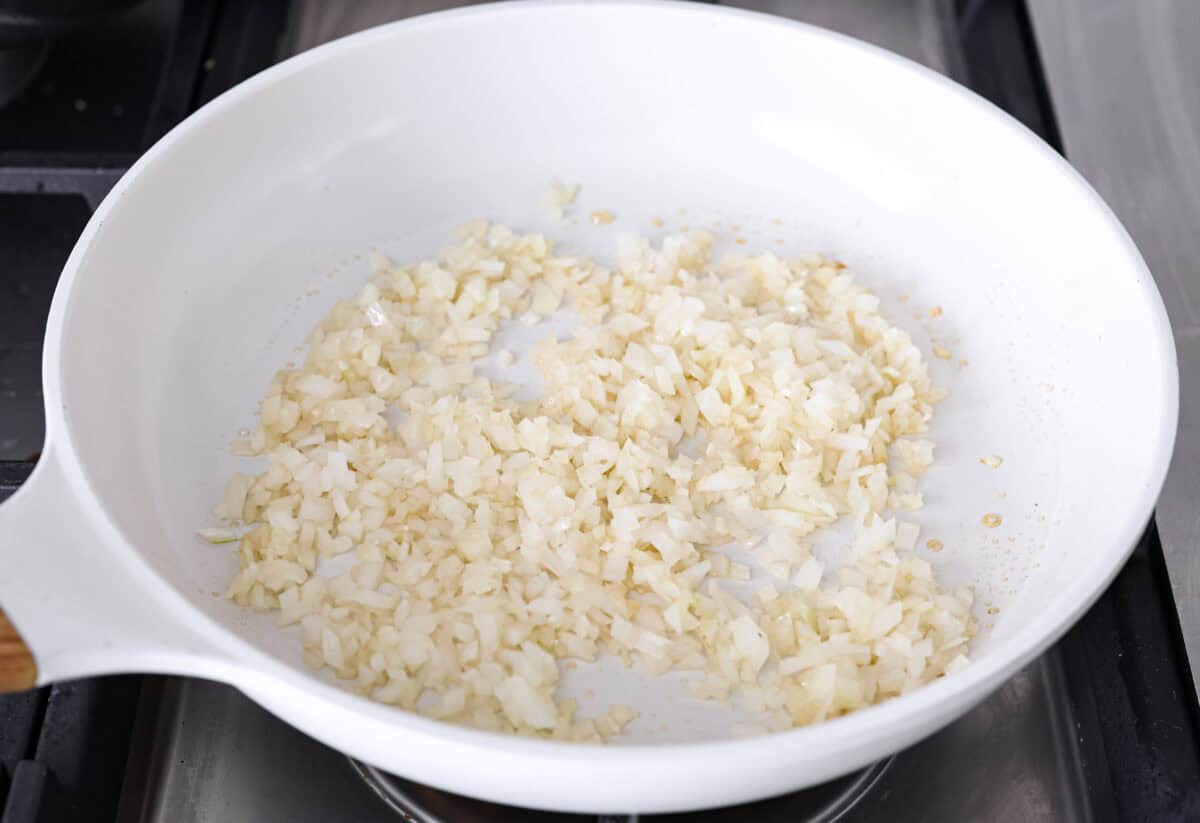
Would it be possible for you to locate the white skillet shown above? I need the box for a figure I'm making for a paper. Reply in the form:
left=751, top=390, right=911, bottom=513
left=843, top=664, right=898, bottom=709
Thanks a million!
left=0, top=1, right=1176, bottom=813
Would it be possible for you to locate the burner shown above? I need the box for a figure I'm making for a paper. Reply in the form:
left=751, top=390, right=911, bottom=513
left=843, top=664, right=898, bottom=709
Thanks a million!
left=349, top=757, right=891, bottom=822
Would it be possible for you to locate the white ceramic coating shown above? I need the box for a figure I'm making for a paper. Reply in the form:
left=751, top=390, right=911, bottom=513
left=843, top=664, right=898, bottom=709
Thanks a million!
left=0, top=1, right=1177, bottom=813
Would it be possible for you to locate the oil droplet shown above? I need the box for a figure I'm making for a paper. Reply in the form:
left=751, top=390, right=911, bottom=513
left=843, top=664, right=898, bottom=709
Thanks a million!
left=651, top=217, right=665, bottom=228
left=898, top=295, right=910, bottom=303
left=987, top=606, right=1000, bottom=615
left=933, top=347, right=952, bottom=360
left=590, top=209, right=615, bottom=225
left=926, top=539, right=943, bottom=552
left=735, top=237, right=748, bottom=245
left=982, top=513, right=1003, bottom=528
left=929, top=305, right=943, bottom=318
left=980, top=454, right=1004, bottom=468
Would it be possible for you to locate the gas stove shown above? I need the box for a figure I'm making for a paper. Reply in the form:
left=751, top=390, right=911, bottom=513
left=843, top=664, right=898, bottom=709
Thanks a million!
left=2, top=1, right=1199, bottom=821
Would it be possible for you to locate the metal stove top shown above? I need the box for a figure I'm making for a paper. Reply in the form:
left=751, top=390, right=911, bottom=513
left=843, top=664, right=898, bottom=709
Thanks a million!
left=2, top=1, right=1200, bottom=821
left=126, top=653, right=1082, bottom=821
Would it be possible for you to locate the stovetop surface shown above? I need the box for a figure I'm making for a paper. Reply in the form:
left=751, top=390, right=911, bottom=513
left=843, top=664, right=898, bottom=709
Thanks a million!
left=1, top=1, right=1199, bottom=822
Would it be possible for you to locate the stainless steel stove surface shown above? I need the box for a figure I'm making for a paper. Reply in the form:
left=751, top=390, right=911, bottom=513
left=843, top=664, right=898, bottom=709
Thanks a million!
left=2, top=1, right=1200, bottom=822
left=125, top=655, right=1083, bottom=822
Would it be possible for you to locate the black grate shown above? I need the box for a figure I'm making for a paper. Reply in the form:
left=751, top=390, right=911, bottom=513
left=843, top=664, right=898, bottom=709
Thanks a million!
left=0, top=193, right=91, bottom=461
left=1061, top=527, right=1200, bottom=820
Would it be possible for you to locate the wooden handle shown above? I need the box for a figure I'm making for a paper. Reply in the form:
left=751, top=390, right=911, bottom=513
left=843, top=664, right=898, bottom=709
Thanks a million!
left=0, top=610, right=37, bottom=692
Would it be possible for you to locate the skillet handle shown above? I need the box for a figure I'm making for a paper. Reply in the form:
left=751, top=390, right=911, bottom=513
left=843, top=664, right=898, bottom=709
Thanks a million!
left=0, top=610, right=36, bottom=692
left=0, top=449, right=230, bottom=689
